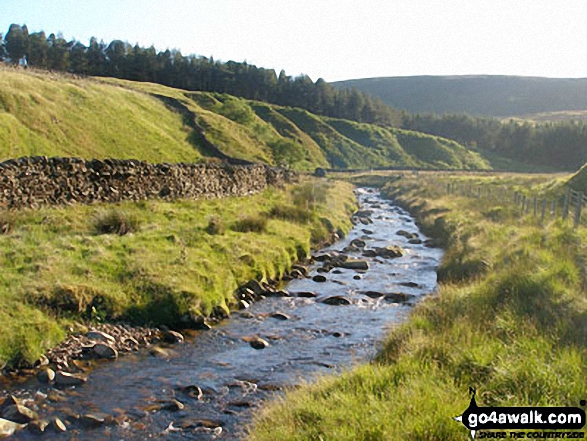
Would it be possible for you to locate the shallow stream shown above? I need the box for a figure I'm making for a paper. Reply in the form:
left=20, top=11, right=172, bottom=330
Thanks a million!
left=6, top=187, right=442, bottom=440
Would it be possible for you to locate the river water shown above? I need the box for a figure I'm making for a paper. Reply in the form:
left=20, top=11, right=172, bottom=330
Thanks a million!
left=6, top=188, right=442, bottom=440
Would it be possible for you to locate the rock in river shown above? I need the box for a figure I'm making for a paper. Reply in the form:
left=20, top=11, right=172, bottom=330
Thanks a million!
left=0, top=418, right=25, bottom=438
left=270, top=312, right=290, bottom=321
left=162, top=330, right=185, bottom=344
left=87, top=330, right=116, bottom=345
left=37, top=368, right=56, bottom=384
left=55, top=371, right=87, bottom=386
left=312, top=275, right=327, bottom=283
left=338, top=258, right=369, bottom=271
left=249, top=338, right=269, bottom=350
left=2, top=404, right=38, bottom=424
left=321, top=296, right=351, bottom=306
left=92, top=343, right=118, bottom=360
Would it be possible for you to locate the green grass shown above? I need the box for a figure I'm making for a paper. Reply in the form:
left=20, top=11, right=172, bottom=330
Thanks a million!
left=0, top=179, right=356, bottom=367
left=0, top=68, right=201, bottom=163
left=1, top=68, right=490, bottom=172
left=248, top=173, right=587, bottom=440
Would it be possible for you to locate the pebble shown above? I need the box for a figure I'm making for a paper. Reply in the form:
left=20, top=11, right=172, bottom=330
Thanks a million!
left=249, top=338, right=269, bottom=350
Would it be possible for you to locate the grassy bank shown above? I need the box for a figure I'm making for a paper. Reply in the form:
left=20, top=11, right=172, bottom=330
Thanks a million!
left=0, top=178, right=356, bottom=368
left=248, top=173, right=587, bottom=440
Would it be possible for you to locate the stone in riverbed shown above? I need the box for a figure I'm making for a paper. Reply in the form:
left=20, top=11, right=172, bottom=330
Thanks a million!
left=177, top=385, right=204, bottom=400
left=87, top=330, right=116, bottom=345
left=49, top=418, right=67, bottom=433
left=385, top=292, right=414, bottom=303
left=79, top=413, right=107, bottom=428
left=338, top=259, right=369, bottom=271
left=270, top=312, right=290, bottom=321
left=292, top=291, right=318, bottom=298
left=27, top=420, right=49, bottom=434
left=158, top=399, right=185, bottom=412
left=55, top=371, right=87, bottom=386
left=361, top=291, right=386, bottom=299
left=0, top=418, right=25, bottom=438
left=92, top=343, right=118, bottom=360
left=249, top=338, right=269, bottom=350
left=2, top=404, right=38, bottom=424
left=321, top=296, right=351, bottom=306
left=291, top=264, right=308, bottom=276
left=361, top=249, right=377, bottom=258
left=161, top=330, right=184, bottom=344
left=350, top=238, right=366, bottom=248
left=312, top=275, right=327, bottom=283
left=37, top=368, right=56, bottom=384
left=374, top=246, right=404, bottom=259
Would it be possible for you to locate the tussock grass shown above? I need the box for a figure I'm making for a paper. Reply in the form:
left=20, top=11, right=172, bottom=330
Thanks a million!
left=92, top=209, right=141, bottom=236
left=0, top=179, right=356, bottom=367
left=248, top=173, right=587, bottom=440
left=231, top=215, right=268, bottom=233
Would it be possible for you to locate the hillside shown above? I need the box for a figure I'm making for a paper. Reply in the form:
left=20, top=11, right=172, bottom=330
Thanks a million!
left=0, top=68, right=489, bottom=171
left=567, top=163, right=587, bottom=191
left=333, top=75, right=587, bottom=118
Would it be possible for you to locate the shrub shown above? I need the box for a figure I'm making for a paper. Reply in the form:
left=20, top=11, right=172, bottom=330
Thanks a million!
left=269, top=205, right=314, bottom=223
left=292, top=182, right=328, bottom=210
left=0, top=211, right=14, bottom=235
left=231, top=215, right=268, bottom=233
left=93, top=209, right=141, bottom=236
left=205, top=216, right=225, bottom=235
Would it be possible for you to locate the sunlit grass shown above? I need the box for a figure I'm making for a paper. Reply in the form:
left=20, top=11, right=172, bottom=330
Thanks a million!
left=0, top=178, right=356, bottom=367
left=248, top=173, right=587, bottom=440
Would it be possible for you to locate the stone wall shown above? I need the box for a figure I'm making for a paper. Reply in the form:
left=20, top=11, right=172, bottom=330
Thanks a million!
left=0, top=157, right=298, bottom=209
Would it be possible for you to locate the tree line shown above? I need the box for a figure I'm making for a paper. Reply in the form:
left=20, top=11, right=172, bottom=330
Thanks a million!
left=0, top=24, right=401, bottom=127
left=403, top=113, right=587, bottom=171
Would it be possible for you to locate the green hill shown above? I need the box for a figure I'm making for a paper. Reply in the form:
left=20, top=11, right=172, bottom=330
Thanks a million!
left=333, top=75, right=587, bottom=118
left=0, top=68, right=489, bottom=170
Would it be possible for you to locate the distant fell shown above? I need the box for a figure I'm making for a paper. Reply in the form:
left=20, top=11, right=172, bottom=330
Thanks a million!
left=333, top=75, right=587, bottom=117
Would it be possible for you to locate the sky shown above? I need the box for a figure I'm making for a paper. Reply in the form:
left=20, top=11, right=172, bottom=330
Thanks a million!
left=1, top=0, right=587, bottom=82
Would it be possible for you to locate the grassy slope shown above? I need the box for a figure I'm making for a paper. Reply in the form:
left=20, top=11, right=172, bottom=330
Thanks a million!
left=248, top=173, right=587, bottom=440
left=567, top=163, right=587, bottom=191
left=0, top=178, right=356, bottom=366
left=0, top=68, right=489, bottom=171
left=0, top=69, right=201, bottom=163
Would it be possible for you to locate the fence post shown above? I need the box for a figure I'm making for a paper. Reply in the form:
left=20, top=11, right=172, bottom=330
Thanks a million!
left=540, top=199, right=546, bottom=224
left=533, top=197, right=537, bottom=216
left=563, top=188, right=571, bottom=220
left=551, top=199, right=556, bottom=220
left=574, top=192, right=583, bottom=229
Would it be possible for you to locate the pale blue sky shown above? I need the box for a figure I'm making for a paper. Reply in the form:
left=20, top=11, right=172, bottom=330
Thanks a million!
left=1, top=0, right=586, bottom=82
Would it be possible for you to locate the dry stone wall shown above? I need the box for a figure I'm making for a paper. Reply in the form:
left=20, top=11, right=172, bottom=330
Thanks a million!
left=0, top=157, right=298, bottom=209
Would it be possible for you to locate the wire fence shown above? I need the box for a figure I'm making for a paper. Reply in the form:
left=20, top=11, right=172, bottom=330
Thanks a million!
left=444, top=181, right=585, bottom=229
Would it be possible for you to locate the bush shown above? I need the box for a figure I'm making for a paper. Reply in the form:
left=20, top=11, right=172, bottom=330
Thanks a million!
left=93, top=209, right=141, bottom=236
left=292, top=182, right=328, bottom=210
left=0, top=211, right=14, bottom=235
left=231, top=215, right=268, bottom=233
left=269, top=205, right=314, bottom=223
left=205, top=216, right=225, bottom=235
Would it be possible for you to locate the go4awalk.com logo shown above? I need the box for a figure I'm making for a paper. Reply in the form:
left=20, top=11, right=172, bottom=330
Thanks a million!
left=454, top=388, right=586, bottom=439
